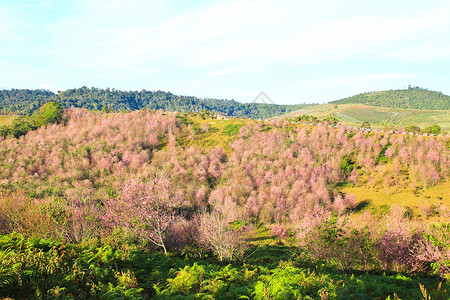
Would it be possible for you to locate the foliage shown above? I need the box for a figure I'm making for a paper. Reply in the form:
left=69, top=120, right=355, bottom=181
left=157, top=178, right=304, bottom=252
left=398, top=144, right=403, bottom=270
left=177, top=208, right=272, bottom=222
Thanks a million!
left=422, top=124, right=442, bottom=135
left=0, top=229, right=449, bottom=298
left=34, top=102, right=63, bottom=127
left=0, top=87, right=307, bottom=119
left=290, top=114, right=319, bottom=124
left=297, top=211, right=376, bottom=271
left=0, top=101, right=63, bottom=138
left=361, top=121, right=371, bottom=129
left=296, top=206, right=450, bottom=278
left=406, top=125, right=421, bottom=133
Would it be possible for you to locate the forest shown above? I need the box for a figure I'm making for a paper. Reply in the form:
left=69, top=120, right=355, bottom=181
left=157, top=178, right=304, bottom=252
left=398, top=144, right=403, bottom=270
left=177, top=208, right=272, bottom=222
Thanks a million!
left=0, top=106, right=449, bottom=299
left=331, top=86, right=450, bottom=110
left=0, top=87, right=307, bottom=119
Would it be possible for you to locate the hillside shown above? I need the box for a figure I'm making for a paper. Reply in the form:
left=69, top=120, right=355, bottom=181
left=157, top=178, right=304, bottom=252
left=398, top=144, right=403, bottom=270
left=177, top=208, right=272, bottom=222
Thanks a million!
left=0, top=87, right=306, bottom=119
left=281, top=103, right=450, bottom=133
left=0, top=107, right=449, bottom=298
left=330, top=86, right=450, bottom=110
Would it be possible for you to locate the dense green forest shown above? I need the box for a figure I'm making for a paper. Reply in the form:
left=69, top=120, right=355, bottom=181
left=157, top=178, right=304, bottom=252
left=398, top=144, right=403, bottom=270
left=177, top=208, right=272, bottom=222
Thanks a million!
left=0, top=87, right=306, bottom=119
left=331, top=86, right=450, bottom=110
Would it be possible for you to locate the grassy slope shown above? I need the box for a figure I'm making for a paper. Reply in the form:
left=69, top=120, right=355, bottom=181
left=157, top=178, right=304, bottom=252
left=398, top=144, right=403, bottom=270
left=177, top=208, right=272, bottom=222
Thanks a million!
left=0, top=115, right=14, bottom=126
left=340, top=181, right=450, bottom=222
left=177, top=115, right=248, bottom=150
left=279, top=103, right=450, bottom=132
left=185, top=116, right=449, bottom=222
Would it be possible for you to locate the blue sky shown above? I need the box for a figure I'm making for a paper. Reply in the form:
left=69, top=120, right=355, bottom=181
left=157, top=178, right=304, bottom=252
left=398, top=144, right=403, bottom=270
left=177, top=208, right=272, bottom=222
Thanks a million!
left=1, top=0, right=449, bottom=104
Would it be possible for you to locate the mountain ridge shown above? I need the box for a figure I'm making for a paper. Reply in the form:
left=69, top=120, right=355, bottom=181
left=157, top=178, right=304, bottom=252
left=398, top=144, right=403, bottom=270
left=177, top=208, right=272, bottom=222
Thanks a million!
left=0, top=87, right=307, bottom=119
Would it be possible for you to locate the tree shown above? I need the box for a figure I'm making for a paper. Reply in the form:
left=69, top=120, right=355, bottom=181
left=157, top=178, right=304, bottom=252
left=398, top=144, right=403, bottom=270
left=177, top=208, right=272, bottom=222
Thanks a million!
left=323, top=115, right=339, bottom=125
left=9, top=117, right=36, bottom=138
left=34, top=102, right=63, bottom=127
left=197, top=210, right=248, bottom=261
left=361, top=121, right=371, bottom=129
left=0, top=125, right=10, bottom=137
left=103, top=177, right=180, bottom=256
left=422, top=124, right=441, bottom=135
left=405, top=125, right=421, bottom=133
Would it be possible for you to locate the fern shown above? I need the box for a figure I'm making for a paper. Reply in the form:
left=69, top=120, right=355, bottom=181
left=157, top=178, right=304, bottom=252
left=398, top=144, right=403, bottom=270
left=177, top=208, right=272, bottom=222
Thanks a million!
left=0, top=262, right=20, bottom=289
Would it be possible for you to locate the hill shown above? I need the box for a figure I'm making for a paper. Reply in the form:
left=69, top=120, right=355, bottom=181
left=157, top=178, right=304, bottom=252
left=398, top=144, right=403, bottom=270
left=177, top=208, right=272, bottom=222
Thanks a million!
left=331, top=86, right=450, bottom=110
left=0, top=108, right=449, bottom=298
left=280, top=103, right=450, bottom=133
left=0, top=87, right=306, bottom=119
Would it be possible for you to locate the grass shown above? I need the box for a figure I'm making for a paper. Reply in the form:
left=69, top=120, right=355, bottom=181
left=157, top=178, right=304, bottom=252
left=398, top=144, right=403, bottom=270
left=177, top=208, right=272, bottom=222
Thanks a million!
left=177, top=115, right=249, bottom=149
left=0, top=115, right=14, bottom=126
left=340, top=180, right=450, bottom=222
left=278, top=104, right=450, bottom=133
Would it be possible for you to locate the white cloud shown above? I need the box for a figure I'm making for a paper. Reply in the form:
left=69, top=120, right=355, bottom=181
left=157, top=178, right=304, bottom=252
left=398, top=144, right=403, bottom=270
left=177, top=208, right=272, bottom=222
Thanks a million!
left=19, top=0, right=449, bottom=71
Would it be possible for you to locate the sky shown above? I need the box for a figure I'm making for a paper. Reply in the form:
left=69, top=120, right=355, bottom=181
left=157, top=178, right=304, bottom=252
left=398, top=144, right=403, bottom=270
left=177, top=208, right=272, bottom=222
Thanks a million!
left=1, top=0, right=450, bottom=104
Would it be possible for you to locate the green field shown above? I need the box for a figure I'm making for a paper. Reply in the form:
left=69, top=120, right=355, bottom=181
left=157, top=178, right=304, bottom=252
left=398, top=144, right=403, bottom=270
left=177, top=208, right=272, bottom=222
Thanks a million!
left=280, top=104, right=450, bottom=133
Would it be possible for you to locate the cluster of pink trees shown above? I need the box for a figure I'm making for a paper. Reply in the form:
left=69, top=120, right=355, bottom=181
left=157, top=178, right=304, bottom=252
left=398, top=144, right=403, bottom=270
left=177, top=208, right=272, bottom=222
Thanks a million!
left=0, top=109, right=448, bottom=217
left=295, top=206, right=450, bottom=277
left=0, top=109, right=178, bottom=199
left=0, top=108, right=448, bottom=263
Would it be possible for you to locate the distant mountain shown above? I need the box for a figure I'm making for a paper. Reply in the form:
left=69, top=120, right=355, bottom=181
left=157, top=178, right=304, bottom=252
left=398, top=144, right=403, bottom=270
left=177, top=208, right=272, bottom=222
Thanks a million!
left=0, top=87, right=306, bottom=119
left=330, top=87, right=450, bottom=110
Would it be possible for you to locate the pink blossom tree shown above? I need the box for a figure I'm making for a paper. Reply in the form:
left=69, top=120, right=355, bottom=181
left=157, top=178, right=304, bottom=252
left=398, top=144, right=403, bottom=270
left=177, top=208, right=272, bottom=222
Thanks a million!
left=103, top=177, right=180, bottom=255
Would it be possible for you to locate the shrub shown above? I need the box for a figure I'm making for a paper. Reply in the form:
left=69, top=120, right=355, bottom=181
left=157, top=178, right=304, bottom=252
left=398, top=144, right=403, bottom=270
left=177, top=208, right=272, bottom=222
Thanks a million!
left=197, top=210, right=249, bottom=262
left=298, top=210, right=377, bottom=270
left=0, top=192, right=56, bottom=238
left=271, top=224, right=289, bottom=241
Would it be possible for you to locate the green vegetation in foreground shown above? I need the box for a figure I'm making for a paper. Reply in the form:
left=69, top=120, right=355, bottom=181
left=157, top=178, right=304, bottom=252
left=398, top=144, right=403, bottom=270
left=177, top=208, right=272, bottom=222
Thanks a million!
left=0, top=233, right=448, bottom=299
left=0, top=87, right=308, bottom=119
left=331, top=86, right=450, bottom=110
left=280, top=103, right=450, bottom=133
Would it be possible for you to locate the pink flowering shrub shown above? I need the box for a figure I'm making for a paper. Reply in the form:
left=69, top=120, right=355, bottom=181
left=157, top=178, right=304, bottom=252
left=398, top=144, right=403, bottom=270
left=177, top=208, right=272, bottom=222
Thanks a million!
left=297, top=209, right=376, bottom=270
left=165, top=218, right=198, bottom=252
left=272, top=224, right=290, bottom=241
left=0, top=108, right=448, bottom=227
left=294, top=204, right=450, bottom=276
left=0, top=108, right=448, bottom=271
left=415, top=223, right=450, bottom=279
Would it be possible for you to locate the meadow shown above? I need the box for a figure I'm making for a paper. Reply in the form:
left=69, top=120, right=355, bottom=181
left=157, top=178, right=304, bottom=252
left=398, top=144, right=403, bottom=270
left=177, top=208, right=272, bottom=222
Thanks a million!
left=280, top=103, right=450, bottom=133
left=0, top=108, right=449, bottom=299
